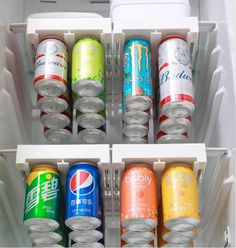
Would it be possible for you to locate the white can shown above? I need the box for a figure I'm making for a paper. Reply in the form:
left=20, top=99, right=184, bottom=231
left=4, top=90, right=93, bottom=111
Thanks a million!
left=157, top=130, right=188, bottom=143
left=34, top=38, right=68, bottom=97
left=123, top=124, right=149, bottom=138
left=44, top=126, right=72, bottom=143
left=37, top=92, right=69, bottom=114
left=158, top=36, right=194, bottom=118
left=40, top=110, right=71, bottom=129
left=159, top=115, right=191, bottom=134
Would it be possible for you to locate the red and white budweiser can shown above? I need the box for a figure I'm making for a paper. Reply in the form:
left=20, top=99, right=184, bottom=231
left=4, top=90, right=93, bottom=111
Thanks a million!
left=34, top=38, right=68, bottom=97
left=158, top=35, right=194, bottom=118
left=156, top=130, right=188, bottom=144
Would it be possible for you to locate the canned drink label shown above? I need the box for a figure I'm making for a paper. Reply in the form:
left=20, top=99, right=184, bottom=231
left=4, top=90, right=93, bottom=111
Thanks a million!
left=72, top=38, right=105, bottom=86
left=158, top=37, right=194, bottom=108
left=123, top=39, right=152, bottom=99
left=161, top=164, right=200, bottom=223
left=24, top=166, right=61, bottom=222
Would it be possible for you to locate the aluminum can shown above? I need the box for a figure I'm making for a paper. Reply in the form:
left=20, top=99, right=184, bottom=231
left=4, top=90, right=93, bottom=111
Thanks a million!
left=37, top=91, right=69, bottom=114
left=44, top=126, right=72, bottom=144
left=29, top=232, right=62, bottom=246
left=78, top=125, right=106, bottom=143
left=157, top=131, right=188, bottom=143
left=123, top=38, right=152, bottom=111
left=123, top=124, right=149, bottom=138
left=24, top=165, right=61, bottom=232
left=69, top=229, right=103, bottom=243
left=159, top=115, right=191, bottom=134
left=161, top=163, right=200, bottom=231
left=65, top=162, right=102, bottom=230
left=122, top=244, right=153, bottom=248
left=123, top=103, right=150, bottom=125
left=162, top=229, right=196, bottom=244
left=73, top=93, right=105, bottom=113
left=121, top=164, right=158, bottom=232
left=72, top=242, right=104, bottom=248
left=72, top=37, right=105, bottom=97
left=158, top=35, right=194, bottom=118
left=76, top=109, right=106, bottom=129
left=40, top=110, right=71, bottom=129
left=162, top=243, right=192, bottom=247
left=123, top=136, right=148, bottom=144
left=34, top=38, right=68, bottom=97
left=121, top=228, right=154, bottom=244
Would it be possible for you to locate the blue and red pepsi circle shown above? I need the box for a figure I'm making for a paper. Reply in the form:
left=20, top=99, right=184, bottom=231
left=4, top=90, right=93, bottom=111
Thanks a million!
left=65, top=162, right=102, bottom=231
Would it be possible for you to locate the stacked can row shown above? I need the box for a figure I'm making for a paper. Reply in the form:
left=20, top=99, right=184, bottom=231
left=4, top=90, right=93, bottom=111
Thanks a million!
left=33, top=37, right=106, bottom=144
left=120, top=163, right=200, bottom=247
left=23, top=163, right=104, bottom=247
left=122, top=35, right=195, bottom=144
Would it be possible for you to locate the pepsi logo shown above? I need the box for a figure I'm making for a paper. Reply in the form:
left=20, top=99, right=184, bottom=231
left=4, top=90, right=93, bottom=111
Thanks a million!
left=70, top=170, right=95, bottom=195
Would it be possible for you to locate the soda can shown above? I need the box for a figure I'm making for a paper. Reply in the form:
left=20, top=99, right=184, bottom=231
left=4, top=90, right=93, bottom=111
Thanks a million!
left=33, top=244, right=63, bottom=247
left=34, top=38, right=68, bottom=97
left=158, top=35, right=194, bottom=118
left=72, top=37, right=105, bottom=97
left=121, top=229, right=154, bottom=244
left=69, top=229, right=103, bottom=243
left=121, top=164, right=158, bottom=232
left=40, top=110, right=71, bottom=129
left=162, top=229, right=196, bottom=244
left=24, top=165, right=61, bottom=232
left=159, top=115, right=191, bottom=134
left=76, top=109, right=106, bottom=129
left=123, top=38, right=152, bottom=111
left=29, top=232, right=62, bottom=246
left=123, top=136, right=148, bottom=144
left=161, top=163, right=200, bottom=232
left=156, top=131, right=188, bottom=144
left=44, top=126, right=72, bottom=144
left=122, top=244, right=153, bottom=248
left=78, top=125, right=106, bottom=144
left=37, top=91, right=69, bottom=114
left=72, top=242, right=104, bottom=248
left=73, top=93, right=105, bottom=113
left=123, top=124, right=149, bottom=138
left=65, top=162, right=102, bottom=231
left=123, top=103, right=150, bottom=125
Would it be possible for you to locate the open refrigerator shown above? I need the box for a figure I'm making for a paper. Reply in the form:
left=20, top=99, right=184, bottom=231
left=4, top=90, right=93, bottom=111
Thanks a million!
left=0, top=0, right=235, bottom=247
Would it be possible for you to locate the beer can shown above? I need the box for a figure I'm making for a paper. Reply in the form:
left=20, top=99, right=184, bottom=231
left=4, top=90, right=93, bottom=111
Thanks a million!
left=73, top=93, right=105, bottom=113
left=78, top=125, right=106, bottom=144
left=34, top=38, right=68, bottom=97
left=123, top=38, right=152, bottom=111
left=72, top=242, right=104, bottom=248
left=159, top=115, right=191, bottom=134
left=65, top=162, right=102, bottom=231
left=123, top=136, right=148, bottom=144
left=44, top=126, right=72, bottom=144
left=40, top=110, right=71, bottom=129
left=72, top=37, right=105, bottom=97
left=156, top=131, right=188, bottom=144
left=158, top=35, right=194, bottom=118
left=161, top=163, right=200, bottom=232
left=69, top=230, right=103, bottom=243
left=121, top=164, right=158, bottom=232
left=24, top=165, right=61, bottom=232
left=121, top=230, right=154, bottom=244
left=29, top=232, right=62, bottom=246
left=123, top=103, right=150, bottom=125
left=37, top=92, right=69, bottom=114
left=123, top=124, right=149, bottom=138
left=76, top=109, right=106, bottom=129
left=163, top=229, right=196, bottom=244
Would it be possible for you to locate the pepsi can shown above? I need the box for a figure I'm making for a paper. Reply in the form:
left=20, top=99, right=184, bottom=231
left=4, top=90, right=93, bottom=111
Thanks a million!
left=65, top=162, right=101, bottom=231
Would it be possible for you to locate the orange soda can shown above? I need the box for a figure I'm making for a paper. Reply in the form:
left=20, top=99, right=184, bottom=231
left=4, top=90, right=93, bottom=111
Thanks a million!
left=161, top=163, right=200, bottom=232
left=121, top=164, right=158, bottom=232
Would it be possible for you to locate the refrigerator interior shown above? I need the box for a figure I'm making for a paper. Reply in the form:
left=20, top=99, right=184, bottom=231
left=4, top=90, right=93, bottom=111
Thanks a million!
left=0, top=0, right=235, bottom=247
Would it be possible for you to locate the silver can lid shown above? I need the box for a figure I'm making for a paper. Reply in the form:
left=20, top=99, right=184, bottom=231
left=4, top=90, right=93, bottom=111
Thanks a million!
left=157, top=132, right=188, bottom=144
left=29, top=232, right=62, bottom=246
left=125, top=96, right=152, bottom=111
left=65, top=216, right=101, bottom=231
left=38, top=96, right=68, bottom=114
left=122, top=230, right=154, bottom=244
left=41, top=112, right=70, bottom=129
left=69, top=230, right=103, bottom=243
left=72, top=242, right=104, bottom=248
left=123, top=136, right=148, bottom=144
left=74, top=97, right=105, bottom=113
left=76, top=113, right=105, bottom=129
left=162, top=101, right=194, bottom=118
left=123, top=124, right=148, bottom=138
left=122, top=218, right=157, bottom=232
left=78, top=128, right=105, bottom=143
left=24, top=218, right=59, bottom=232
left=44, top=127, right=72, bottom=144
left=122, top=244, right=153, bottom=248
left=123, top=110, right=150, bottom=125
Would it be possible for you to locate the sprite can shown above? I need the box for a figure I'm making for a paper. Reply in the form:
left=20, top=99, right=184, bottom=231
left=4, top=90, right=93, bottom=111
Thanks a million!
left=24, top=165, right=61, bottom=232
left=72, top=37, right=105, bottom=97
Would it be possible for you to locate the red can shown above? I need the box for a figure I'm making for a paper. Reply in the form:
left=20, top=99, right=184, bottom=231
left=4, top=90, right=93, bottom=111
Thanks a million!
left=121, top=164, right=158, bottom=232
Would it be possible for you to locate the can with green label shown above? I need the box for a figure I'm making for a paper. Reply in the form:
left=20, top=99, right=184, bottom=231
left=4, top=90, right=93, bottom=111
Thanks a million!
left=72, top=37, right=105, bottom=97
left=24, top=165, right=61, bottom=232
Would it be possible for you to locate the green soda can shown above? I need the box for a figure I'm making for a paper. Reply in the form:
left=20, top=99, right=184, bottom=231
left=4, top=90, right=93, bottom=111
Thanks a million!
left=24, top=165, right=61, bottom=232
left=72, top=37, right=105, bottom=97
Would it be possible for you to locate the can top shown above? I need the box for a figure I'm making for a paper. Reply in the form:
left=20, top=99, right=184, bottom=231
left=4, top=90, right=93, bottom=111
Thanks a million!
left=160, top=35, right=186, bottom=45
left=125, top=163, right=153, bottom=171
left=165, top=162, right=193, bottom=169
left=74, top=36, right=102, bottom=46
left=124, top=37, right=150, bottom=48
left=70, top=162, right=98, bottom=170
left=30, top=164, right=59, bottom=174
left=40, top=36, right=66, bottom=45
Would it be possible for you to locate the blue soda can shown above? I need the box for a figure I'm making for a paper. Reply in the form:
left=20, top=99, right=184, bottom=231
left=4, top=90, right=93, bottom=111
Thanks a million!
left=65, top=162, right=102, bottom=231
left=123, top=38, right=153, bottom=111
